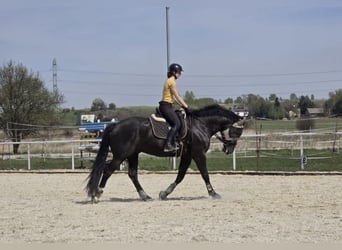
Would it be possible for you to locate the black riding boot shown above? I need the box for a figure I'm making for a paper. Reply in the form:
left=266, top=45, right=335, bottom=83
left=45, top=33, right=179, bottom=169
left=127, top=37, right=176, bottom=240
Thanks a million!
left=164, top=127, right=177, bottom=152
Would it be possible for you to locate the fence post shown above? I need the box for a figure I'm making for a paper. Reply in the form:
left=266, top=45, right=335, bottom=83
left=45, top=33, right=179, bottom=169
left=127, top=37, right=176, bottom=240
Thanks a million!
left=172, top=157, right=176, bottom=170
left=27, top=143, right=31, bottom=170
left=300, top=135, right=304, bottom=170
left=71, top=144, right=75, bottom=170
left=232, top=149, right=236, bottom=171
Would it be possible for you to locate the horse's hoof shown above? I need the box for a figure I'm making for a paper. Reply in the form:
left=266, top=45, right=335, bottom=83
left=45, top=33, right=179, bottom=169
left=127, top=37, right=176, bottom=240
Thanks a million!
left=91, top=196, right=99, bottom=204
left=159, top=191, right=168, bottom=200
left=143, top=195, right=153, bottom=202
left=210, top=192, right=221, bottom=199
left=138, top=190, right=152, bottom=201
left=98, top=188, right=103, bottom=195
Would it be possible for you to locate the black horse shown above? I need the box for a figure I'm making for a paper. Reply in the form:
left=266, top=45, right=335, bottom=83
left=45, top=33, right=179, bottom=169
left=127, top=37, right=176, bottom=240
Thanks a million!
left=86, top=104, right=244, bottom=202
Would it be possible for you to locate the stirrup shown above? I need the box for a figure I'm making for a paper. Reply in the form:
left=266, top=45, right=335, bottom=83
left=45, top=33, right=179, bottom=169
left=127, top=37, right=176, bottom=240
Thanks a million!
left=164, top=147, right=176, bottom=152
left=163, top=143, right=177, bottom=152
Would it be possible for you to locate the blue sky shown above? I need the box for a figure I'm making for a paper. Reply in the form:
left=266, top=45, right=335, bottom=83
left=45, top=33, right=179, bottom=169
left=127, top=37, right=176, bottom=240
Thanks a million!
left=1, top=0, right=342, bottom=108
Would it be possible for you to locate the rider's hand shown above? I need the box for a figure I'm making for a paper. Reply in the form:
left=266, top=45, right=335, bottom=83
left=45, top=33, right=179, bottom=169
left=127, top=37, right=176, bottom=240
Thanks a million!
left=182, top=106, right=192, bottom=115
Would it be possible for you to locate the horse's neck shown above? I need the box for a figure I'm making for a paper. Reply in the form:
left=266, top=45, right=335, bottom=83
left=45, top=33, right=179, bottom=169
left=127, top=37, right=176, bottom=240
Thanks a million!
left=196, top=116, right=226, bottom=136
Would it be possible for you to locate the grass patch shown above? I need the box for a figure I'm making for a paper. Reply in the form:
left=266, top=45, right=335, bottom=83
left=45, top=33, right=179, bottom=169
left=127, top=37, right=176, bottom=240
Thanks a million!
left=2, top=150, right=340, bottom=172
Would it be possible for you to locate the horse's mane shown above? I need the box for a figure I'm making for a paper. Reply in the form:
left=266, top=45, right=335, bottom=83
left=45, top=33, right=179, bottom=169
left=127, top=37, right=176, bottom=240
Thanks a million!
left=191, top=104, right=241, bottom=120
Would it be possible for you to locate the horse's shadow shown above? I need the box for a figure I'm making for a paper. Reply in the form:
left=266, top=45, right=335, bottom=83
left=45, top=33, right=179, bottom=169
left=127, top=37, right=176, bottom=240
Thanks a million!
left=74, top=197, right=140, bottom=204
left=165, top=196, right=208, bottom=201
left=108, top=196, right=208, bottom=202
left=76, top=195, right=208, bottom=204
left=110, top=197, right=142, bottom=202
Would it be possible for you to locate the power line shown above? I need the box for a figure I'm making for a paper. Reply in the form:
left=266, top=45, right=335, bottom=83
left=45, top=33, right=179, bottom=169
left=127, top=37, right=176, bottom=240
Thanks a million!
left=42, top=67, right=342, bottom=104
left=52, top=68, right=342, bottom=78
left=58, top=69, right=162, bottom=78
left=56, top=78, right=342, bottom=88
left=60, top=86, right=337, bottom=99
left=187, top=70, right=342, bottom=78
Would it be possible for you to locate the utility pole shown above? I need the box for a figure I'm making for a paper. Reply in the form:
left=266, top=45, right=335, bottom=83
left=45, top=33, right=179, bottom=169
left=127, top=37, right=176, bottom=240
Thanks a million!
left=52, top=58, right=58, bottom=94
left=166, top=6, right=176, bottom=170
left=166, top=6, right=170, bottom=69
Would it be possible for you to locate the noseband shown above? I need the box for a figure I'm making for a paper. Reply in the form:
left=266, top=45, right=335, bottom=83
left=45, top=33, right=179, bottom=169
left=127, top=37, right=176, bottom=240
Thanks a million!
left=215, top=131, right=238, bottom=154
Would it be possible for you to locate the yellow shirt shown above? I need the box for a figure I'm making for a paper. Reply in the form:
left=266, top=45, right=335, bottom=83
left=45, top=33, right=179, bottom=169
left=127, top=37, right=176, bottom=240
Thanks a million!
left=161, top=76, right=176, bottom=103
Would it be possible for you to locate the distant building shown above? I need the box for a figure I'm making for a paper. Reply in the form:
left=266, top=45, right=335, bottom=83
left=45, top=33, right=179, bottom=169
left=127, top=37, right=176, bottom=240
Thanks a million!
left=232, top=109, right=249, bottom=118
left=306, top=108, right=325, bottom=117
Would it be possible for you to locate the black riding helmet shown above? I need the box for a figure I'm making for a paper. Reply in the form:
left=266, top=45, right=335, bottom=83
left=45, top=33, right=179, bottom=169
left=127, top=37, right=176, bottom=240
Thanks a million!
left=168, top=63, right=183, bottom=79
left=168, top=63, right=183, bottom=73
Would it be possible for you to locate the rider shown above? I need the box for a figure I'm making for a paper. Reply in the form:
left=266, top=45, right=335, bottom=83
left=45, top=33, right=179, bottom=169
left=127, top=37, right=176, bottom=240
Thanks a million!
left=159, top=63, right=189, bottom=152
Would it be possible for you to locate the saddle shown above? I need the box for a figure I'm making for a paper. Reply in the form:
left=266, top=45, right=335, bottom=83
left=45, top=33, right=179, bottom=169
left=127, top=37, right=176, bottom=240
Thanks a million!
left=149, top=108, right=188, bottom=140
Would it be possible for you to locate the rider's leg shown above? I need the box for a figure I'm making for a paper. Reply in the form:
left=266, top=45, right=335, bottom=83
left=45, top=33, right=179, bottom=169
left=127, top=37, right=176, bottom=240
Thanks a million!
left=164, top=122, right=179, bottom=151
left=159, top=102, right=180, bottom=152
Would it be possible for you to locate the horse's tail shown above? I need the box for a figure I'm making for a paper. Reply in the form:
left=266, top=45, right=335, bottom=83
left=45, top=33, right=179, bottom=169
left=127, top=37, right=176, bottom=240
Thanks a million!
left=86, top=124, right=114, bottom=197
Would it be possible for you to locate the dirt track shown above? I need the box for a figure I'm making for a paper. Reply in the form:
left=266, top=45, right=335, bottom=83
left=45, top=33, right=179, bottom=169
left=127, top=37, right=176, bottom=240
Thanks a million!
left=0, top=172, right=341, bottom=243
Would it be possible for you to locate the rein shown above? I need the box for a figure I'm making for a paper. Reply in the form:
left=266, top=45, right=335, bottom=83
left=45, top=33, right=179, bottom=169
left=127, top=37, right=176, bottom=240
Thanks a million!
left=215, top=131, right=236, bottom=144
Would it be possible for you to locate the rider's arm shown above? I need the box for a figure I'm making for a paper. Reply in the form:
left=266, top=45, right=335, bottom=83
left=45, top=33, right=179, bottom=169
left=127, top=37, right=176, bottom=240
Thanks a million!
left=170, top=84, right=188, bottom=108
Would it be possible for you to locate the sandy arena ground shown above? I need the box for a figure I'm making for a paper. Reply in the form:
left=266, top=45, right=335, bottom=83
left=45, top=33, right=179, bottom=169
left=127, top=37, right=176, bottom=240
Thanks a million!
left=0, top=172, right=341, bottom=243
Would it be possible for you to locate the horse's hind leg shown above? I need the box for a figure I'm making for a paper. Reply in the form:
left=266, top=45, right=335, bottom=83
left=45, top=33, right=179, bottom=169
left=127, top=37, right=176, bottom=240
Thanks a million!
left=92, top=158, right=121, bottom=202
left=127, top=154, right=152, bottom=201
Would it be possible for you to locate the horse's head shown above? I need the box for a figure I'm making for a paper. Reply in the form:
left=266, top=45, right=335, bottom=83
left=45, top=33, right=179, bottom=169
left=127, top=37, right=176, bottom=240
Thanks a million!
left=217, top=118, right=245, bottom=154
left=229, top=118, right=245, bottom=138
left=192, top=104, right=246, bottom=154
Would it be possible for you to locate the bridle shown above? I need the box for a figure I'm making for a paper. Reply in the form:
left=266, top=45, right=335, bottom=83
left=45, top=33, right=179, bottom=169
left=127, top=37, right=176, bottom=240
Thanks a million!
left=215, top=119, right=245, bottom=154
left=215, top=131, right=238, bottom=154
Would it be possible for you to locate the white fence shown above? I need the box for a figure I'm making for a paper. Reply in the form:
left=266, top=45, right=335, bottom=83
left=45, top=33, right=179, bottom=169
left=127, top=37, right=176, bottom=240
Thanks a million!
left=232, top=131, right=342, bottom=170
left=0, top=131, right=341, bottom=171
left=0, top=139, right=100, bottom=170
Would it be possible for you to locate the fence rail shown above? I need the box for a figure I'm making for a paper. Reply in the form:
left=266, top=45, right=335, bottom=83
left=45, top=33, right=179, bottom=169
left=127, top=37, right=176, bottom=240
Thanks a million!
left=0, top=131, right=341, bottom=171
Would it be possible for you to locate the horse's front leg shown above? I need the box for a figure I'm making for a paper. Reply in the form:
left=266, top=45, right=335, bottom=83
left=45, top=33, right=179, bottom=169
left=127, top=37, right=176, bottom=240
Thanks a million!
left=193, top=153, right=221, bottom=199
left=128, top=154, right=152, bottom=201
left=159, top=153, right=192, bottom=200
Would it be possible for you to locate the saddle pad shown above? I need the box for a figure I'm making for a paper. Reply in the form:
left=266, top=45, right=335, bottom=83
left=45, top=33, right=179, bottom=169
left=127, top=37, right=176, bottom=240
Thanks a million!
left=149, top=116, right=187, bottom=140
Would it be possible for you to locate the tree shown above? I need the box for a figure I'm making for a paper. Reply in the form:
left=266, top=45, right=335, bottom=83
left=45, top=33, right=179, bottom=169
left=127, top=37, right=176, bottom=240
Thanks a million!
left=332, top=99, right=342, bottom=116
left=289, top=93, right=298, bottom=105
left=91, top=98, right=106, bottom=111
left=267, top=97, right=285, bottom=119
left=184, top=91, right=195, bottom=105
left=0, top=61, right=64, bottom=153
left=193, top=97, right=217, bottom=108
left=325, top=89, right=342, bottom=116
left=296, top=95, right=315, bottom=131
left=274, top=97, right=280, bottom=107
left=298, top=95, right=314, bottom=116
left=246, top=94, right=268, bottom=118
left=234, top=96, right=244, bottom=105
left=224, top=97, right=233, bottom=104
left=269, top=94, right=277, bottom=101
left=108, top=102, right=116, bottom=110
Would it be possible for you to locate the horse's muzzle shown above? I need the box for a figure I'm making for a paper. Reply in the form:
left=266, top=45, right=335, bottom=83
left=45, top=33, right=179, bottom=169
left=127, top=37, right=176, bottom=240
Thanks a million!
left=222, top=139, right=237, bottom=154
